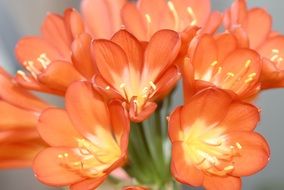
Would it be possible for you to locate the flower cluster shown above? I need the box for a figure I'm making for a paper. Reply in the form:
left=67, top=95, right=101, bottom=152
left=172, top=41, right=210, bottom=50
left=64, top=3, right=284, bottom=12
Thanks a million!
left=1, top=0, right=281, bottom=189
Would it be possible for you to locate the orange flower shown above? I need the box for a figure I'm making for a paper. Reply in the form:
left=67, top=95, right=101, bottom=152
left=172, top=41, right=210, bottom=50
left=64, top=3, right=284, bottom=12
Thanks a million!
left=224, top=0, right=284, bottom=89
left=0, top=67, right=49, bottom=168
left=81, top=0, right=126, bottom=39
left=121, top=0, right=220, bottom=40
left=33, top=81, right=129, bottom=190
left=169, top=87, right=270, bottom=190
left=15, top=9, right=97, bottom=95
left=183, top=33, right=261, bottom=101
left=92, top=29, right=181, bottom=122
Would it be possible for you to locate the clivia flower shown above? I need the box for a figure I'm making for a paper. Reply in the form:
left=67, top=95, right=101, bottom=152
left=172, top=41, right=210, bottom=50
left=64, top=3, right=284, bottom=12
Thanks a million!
left=223, top=0, right=284, bottom=89
left=169, top=87, right=270, bottom=190
left=0, top=67, right=49, bottom=168
left=33, top=81, right=130, bottom=190
left=121, top=0, right=220, bottom=41
left=92, top=29, right=182, bottom=122
left=183, top=33, right=262, bottom=101
left=15, top=9, right=97, bottom=95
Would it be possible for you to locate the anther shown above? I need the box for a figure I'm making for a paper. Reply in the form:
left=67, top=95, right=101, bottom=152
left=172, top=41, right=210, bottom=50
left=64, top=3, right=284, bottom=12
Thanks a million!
left=236, top=142, right=242, bottom=149
left=37, top=53, right=51, bottom=69
left=226, top=72, right=235, bottom=77
left=245, top=59, right=252, bottom=68
left=16, top=70, right=31, bottom=82
left=168, top=1, right=179, bottom=30
left=186, top=7, right=197, bottom=26
left=105, top=86, right=110, bottom=90
left=272, top=49, right=280, bottom=54
left=149, top=81, right=157, bottom=90
left=224, top=165, right=234, bottom=171
left=211, top=60, right=218, bottom=66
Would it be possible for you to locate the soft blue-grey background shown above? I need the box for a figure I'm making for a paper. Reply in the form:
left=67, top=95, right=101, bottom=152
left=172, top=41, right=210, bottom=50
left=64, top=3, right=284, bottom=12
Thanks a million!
left=0, top=0, right=284, bottom=189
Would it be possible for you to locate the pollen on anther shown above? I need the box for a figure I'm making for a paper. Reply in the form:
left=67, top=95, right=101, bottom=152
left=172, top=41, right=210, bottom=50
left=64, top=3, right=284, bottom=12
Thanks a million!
left=149, top=81, right=157, bottom=90
left=211, top=60, right=218, bottom=66
left=245, top=59, right=252, bottom=68
left=226, top=72, right=235, bottom=77
left=105, top=86, right=110, bottom=90
left=272, top=49, right=280, bottom=54
left=120, top=83, right=126, bottom=89
left=17, top=70, right=30, bottom=82
left=58, top=154, right=64, bottom=159
left=236, top=142, right=242, bottom=149
left=224, top=165, right=234, bottom=171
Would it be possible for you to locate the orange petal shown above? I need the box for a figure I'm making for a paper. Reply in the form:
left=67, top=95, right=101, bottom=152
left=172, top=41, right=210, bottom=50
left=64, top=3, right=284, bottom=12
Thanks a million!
left=0, top=138, right=44, bottom=168
left=229, top=0, right=248, bottom=27
left=111, top=30, right=144, bottom=82
left=81, top=0, right=112, bottom=38
left=72, top=33, right=97, bottom=79
left=201, top=11, right=223, bottom=34
left=215, top=33, right=238, bottom=63
left=138, top=0, right=174, bottom=31
left=203, top=175, right=241, bottom=190
left=108, top=99, right=130, bottom=152
left=181, top=88, right=232, bottom=129
left=228, top=131, right=270, bottom=176
left=65, top=81, right=111, bottom=137
left=15, top=37, right=61, bottom=69
left=121, top=3, right=147, bottom=41
left=171, top=142, right=204, bottom=186
left=190, top=34, right=218, bottom=80
left=168, top=106, right=183, bottom=142
left=171, top=0, right=211, bottom=27
left=247, top=8, right=272, bottom=49
left=219, top=102, right=259, bottom=132
left=152, top=65, right=181, bottom=101
left=38, top=108, right=82, bottom=147
left=38, top=61, right=84, bottom=92
left=41, top=13, right=72, bottom=58
left=0, top=101, right=37, bottom=130
left=0, top=74, right=49, bottom=111
left=64, top=8, right=85, bottom=38
left=142, top=30, right=181, bottom=82
left=33, top=147, right=84, bottom=186
left=92, top=39, right=130, bottom=88
left=70, top=176, right=107, bottom=190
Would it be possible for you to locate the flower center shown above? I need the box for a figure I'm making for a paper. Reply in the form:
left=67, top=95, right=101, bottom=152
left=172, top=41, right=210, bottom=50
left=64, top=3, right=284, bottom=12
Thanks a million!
left=183, top=120, right=242, bottom=176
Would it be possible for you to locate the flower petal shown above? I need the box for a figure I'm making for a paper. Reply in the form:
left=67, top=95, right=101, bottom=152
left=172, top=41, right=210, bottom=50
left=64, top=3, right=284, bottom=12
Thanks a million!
left=72, top=33, right=97, bottom=79
left=37, top=108, right=82, bottom=147
left=111, top=30, right=144, bottom=83
left=64, top=8, right=85, bottom=38
left=168, top=106, right=183, bottom=142
left=246, top=8, right=272, bottom=49
left=33, top=147, right=84, bottom=186
left=228, top=131, right=270, bottom=176
left=203, top=175, right=241, bottom=190
left=65, top=81, right=111, bottom=137
left=38, top=61, right=84, bottom=92
left=181, top=88, right=232, bottom=129
left=121, top=3, right=147, bottom=40
left=215, top=33, right=238, bottom=63
left=0, top=101, right=37, bottom=130
left=92, top=39, right=130, bottom=88
left=142, top=30, right=181, bottom=82
left=219, top=102, right=260, bottom=132
left=171, top=142, right=204, bottom=186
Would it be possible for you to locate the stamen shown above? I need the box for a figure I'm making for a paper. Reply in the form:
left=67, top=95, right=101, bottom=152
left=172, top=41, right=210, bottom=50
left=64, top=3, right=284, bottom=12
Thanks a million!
left=272, top=49, right=280, bottom=54
left=145, top=14, right=152, bottom=39
left=236, top=142, right=242, bottom=149
left=245, top=59, right=252, bottom=68
left=248, top=72, right=257, bottom=78
left=226, top=72, right=235, bottom=78
left=186, top=7, right=197, bottom=26
left=224, top=165, right=234, bottom=171
left=16, top=70, right=31, bottom=82
left=105, top=86, right=110, bottom=90
left=167, top=1, right=179, bottom=30
left=245, top=77, right=254, bottom=84
left=149, top=81, right=157, bottom=90
left=271, top=54, right=279, bottom=62
left=211, top=60, right=218, bottom=66
left=37, top=53, right=51, bottom=69
left=217, top=66, right=223, bottom=74
left=119, top=83, right=129, bottom=100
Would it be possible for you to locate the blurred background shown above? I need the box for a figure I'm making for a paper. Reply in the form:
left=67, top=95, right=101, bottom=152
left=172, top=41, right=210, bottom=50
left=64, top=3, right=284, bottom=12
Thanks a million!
left=0, top=0, right=284, bottom=189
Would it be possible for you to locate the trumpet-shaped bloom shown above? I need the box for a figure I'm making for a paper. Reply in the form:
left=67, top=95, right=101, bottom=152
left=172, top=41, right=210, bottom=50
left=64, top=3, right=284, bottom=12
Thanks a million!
left=121, top=0, right=217, bottom=40
left=15, top=9, right=97, bottom=95
left=81, top=0, right=126, bottom=39
left=183, top=33, right=261, bottom=101
left=0, top=67, right=49, bottom=168
left=33, top=81, right=130, bottom=190
left=224, top=0, right=284, bottom=89
left=169, top=88, right=270, bottom=190
left=92, top=29, right=181, bottom=122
